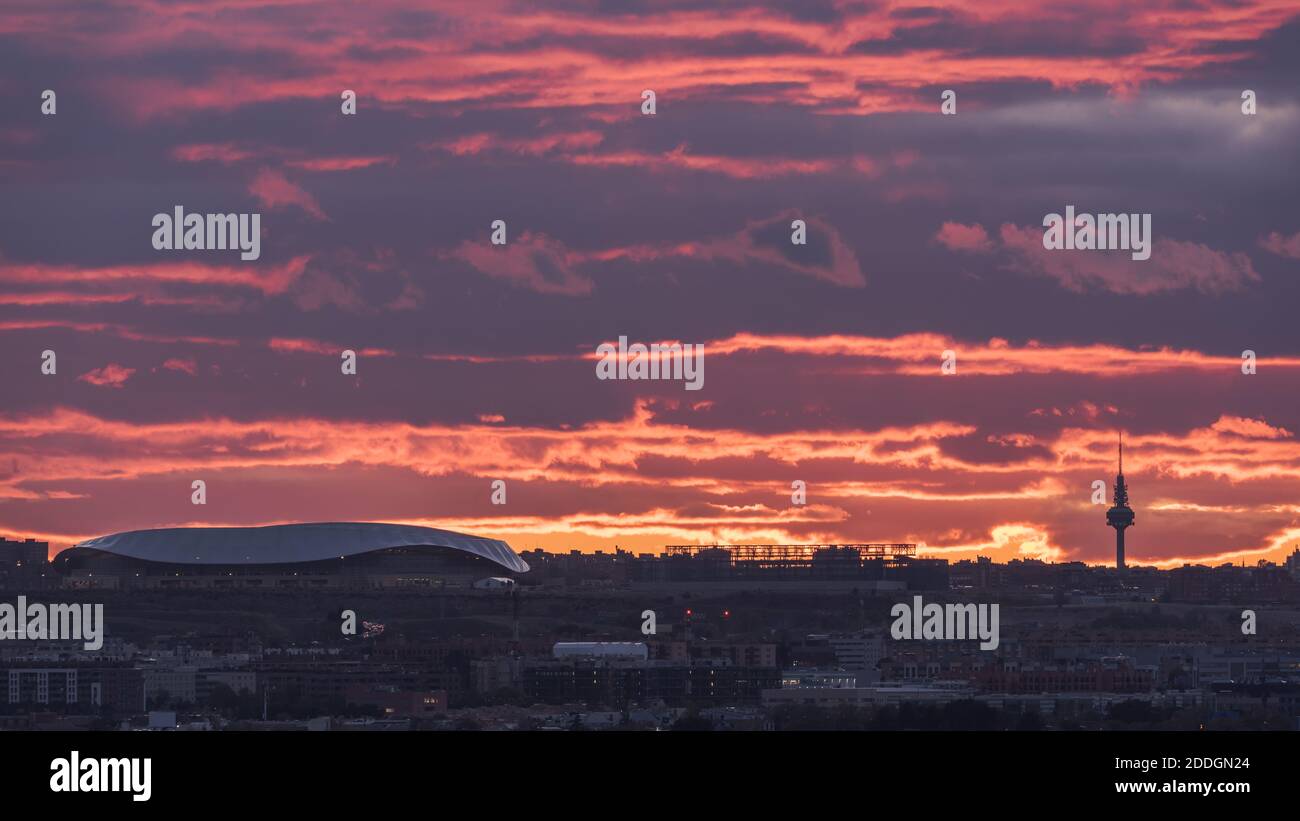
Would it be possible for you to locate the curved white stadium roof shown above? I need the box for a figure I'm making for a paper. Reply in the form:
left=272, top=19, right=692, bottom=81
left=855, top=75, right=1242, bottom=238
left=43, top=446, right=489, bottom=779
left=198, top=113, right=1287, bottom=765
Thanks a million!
left=71, top=522, right=529, bottom=573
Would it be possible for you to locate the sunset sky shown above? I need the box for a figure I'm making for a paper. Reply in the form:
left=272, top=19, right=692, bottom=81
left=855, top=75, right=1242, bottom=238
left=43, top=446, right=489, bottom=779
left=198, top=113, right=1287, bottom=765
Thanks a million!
left=1, top=0, right=1299, bottom=567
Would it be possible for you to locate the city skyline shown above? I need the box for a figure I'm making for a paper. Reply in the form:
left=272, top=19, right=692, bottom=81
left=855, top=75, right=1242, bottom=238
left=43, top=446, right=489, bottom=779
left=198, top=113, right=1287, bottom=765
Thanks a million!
left=2, top=1, right=1299, bottom=568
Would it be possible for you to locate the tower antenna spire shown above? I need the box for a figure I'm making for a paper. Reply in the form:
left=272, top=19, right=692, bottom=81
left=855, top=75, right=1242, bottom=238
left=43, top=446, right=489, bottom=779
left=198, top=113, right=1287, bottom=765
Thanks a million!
left=1119, top=430, right=1123, bottom=474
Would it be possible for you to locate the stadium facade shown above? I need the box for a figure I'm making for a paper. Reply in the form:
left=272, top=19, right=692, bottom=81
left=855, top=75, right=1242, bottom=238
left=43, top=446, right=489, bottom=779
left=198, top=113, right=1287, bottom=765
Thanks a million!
left=52, top=523, right=529, bottom=590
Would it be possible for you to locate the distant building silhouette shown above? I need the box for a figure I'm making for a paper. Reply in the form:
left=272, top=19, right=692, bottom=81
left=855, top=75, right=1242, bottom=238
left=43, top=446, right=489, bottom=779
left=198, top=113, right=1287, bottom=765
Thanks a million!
left=1106, top=432, right=1135, bottom=570
left=0, top=537, right=49, bottom=587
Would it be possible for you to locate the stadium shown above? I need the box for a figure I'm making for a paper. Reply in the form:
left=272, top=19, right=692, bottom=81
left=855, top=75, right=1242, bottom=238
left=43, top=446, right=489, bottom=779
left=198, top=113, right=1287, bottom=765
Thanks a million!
left=52, top=522, right=529, bottom=590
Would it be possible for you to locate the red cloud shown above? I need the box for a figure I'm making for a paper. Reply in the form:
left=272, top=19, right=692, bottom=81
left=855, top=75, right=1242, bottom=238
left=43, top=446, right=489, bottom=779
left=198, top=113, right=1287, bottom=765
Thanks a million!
left=77, top=364, right=135, bottom=388
left=445, top=232, right=594, bottom=296
left=248, top=168, right=329, bottom=221
left=160, top=358, right=198, bottom=376
left=1260, top=231, right=1300, bottom=259
left=933, top=221, right=993, bottom=252
left=586, top=211, right=866, bottom=288
left=998, top=223, right=1259, bottom=295
left=936, top=220, right=1261, bottom=294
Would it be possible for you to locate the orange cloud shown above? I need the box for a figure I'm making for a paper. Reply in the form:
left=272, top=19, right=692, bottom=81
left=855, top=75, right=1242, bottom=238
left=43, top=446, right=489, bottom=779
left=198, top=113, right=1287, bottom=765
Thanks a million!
left=4, top=395, right=1300, bottom=565
left=0, top=255, right=310, bottom=296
